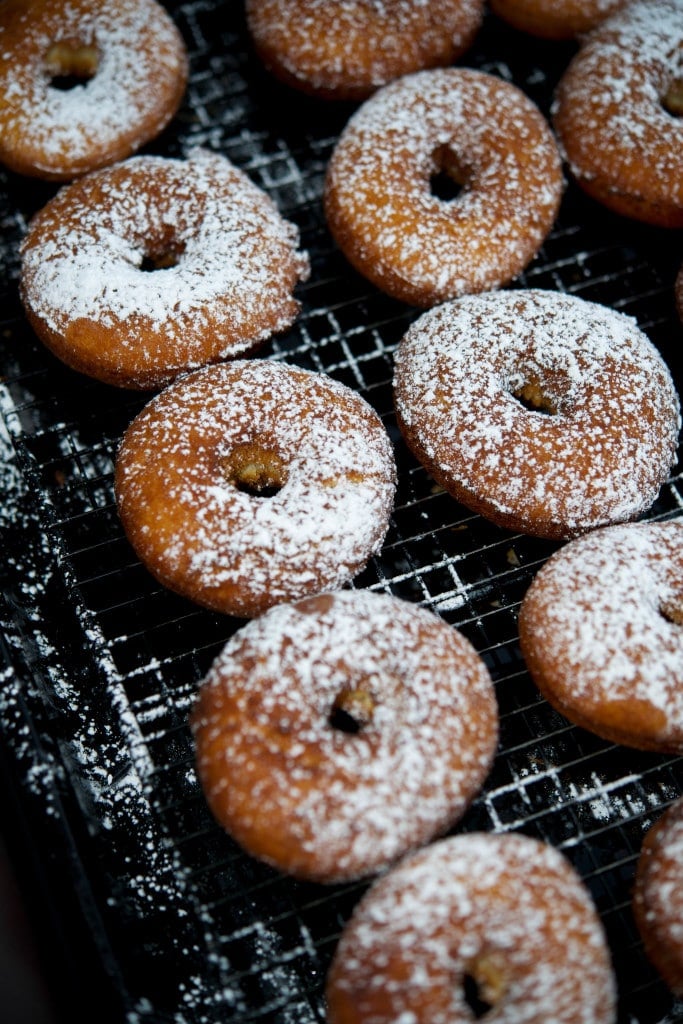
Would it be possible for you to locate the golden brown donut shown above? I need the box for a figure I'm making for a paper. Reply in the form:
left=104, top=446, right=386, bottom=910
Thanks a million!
left=115, top=360, right=397, bottom=619
left=325, top=68, right=563, bottom=307
left=191, top=590, right=498, bottom=882
left=518, top=521, right=683, bottom=753
left=393, top=290, right=680, bottom=539
left=552, top=0, right=683, bottom=226
left=490, top=0, right=627, bottom=40
left=633, top=796, right=683, bottom=995
left=20, top=151, right=310, bottom=389
left=245, top=0, right=484, bottom=101
left=0, top=0, right=188, bottom=180
left=326, top=832, right=617, bottom=1024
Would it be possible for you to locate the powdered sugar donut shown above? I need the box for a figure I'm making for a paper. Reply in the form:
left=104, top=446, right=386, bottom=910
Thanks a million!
left=326, top=832, right=617, bottom=1023
left=633, top=796, right=683, bottom=995
left=0, top=0, right=187, bottom=180
left=20, top=151, right=310, bottom=389
left=324, top=68, right=562, bottom=307
left=552, top=0, right=683, bottom=227
left=191, top=590, right=498, bottom=882
left=393, top=290, right=680, bottom=539
left=518, top=521, right=683, bottom=752
left=115, top=361, right=396, bottom=619
left=245, top=0, right=484, bottom=101
left=490, top=0, right=627, bottom=39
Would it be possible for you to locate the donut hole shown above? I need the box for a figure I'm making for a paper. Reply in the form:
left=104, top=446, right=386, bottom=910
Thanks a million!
left=430, top=145, right=470, bottom=202
left=139, top=245, right=185, bottom=272
left=511, top=377, right=559, bottom=415
left=463, top=974, right=494, bottom=1018
left=662, top=78, right=683, bottom=117
left=223, top=442, right=288, bottom=498
left=659, top=597, right=683, bottom=627
left=44, top=40, right=99, bottom=91
left=328, top=688, right=375, bottom=734
left=462, top=955, right=507, bottom=1019
left=431, top=168, right=464, bottom=202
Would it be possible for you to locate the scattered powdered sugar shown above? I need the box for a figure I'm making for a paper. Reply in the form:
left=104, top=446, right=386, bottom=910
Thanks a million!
left=191, top=590, right=498, bottom=881
left=552, top=0, right=683, bottom=209
left=578, top=774, right=650, bottom=825
left=393, top=289, right=681, bottom=536
left=0, top=388, right=25, bottom=530
left=326, top=832, right=616, bottom=1024
left=20, top=149, right=310, bottom=387
left=115, top=360, right=396, bottom=617
left=325, top=67, right=562, bottom=304
left=519, top=521, right=683, bottom=749
left=0, top=0, right=187, bottom=176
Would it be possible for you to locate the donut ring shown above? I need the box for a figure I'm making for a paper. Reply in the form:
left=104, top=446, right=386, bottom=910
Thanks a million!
left=324, top=68, right=563, bottom=307
left=393, top=290, right=681, bottom=539
left=325, top=832, right=617, bottom=1024
left=245, top=0, right=484, bottom=101
left=191, top=590, right=498, bottom=882
left=518, top=521, right=683, bottom=753
left=490, top=0, right=628, bottom=40
left=0, top=0, right=188, bottom=180
left=633, top=796, right=683, bottom=995
left=552, top=0, right=683, bottom=227
left=115, top=360, right=397, bottom=619
left=20, top=151, right=310, bottom=390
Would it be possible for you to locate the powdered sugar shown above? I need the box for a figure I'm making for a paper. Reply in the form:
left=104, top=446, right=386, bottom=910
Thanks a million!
left=393, top=289, right=680, bottom=537
left=192, top=590, right=498, bottom=881
left=519, top=521, right=683, bottom=751
left=326, top=832, right=616, bottom=1024
left=325, top=67, right=562, bottom=305
left=115, top=360, right=396, bottom=618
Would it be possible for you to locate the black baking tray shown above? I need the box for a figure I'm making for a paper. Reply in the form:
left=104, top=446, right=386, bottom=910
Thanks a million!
left=1, top=2, right=682, bottom=1022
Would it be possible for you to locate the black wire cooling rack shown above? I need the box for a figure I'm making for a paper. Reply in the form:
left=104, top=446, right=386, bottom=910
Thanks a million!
left=1, top=2, right=682, bottom=1022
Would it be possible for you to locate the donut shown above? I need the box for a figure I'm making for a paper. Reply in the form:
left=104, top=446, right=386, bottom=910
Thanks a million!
left=324, top=68, right=563, bottom=308
left=114, top=360, right=397, bottom=619
left=244, top=0, right=484, bottom=101
left=20, top=151, right=310, bottom=390
left=190, top=590, right=498, bottom=882
left=633, top=796, right=683, bottom=995
left=518, top=521, right=683, bottom=753
left=552, top=0, right=683, bottom=227
left=325, top=832, right=617, bottom=1024
left=489, top=0, right=628, bottom=40
left=0, top=0, right=188, bottom=181
left=393, top=290, right=681, bottom=539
